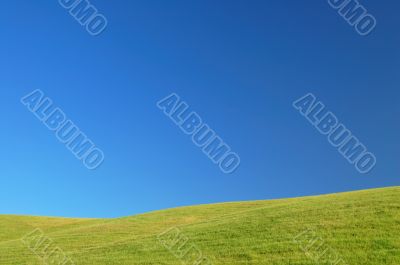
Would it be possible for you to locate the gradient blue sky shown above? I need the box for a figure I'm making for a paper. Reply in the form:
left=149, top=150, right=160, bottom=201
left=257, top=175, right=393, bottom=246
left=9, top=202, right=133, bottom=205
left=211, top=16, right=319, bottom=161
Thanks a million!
left=1, top=0, right=399, bottom=218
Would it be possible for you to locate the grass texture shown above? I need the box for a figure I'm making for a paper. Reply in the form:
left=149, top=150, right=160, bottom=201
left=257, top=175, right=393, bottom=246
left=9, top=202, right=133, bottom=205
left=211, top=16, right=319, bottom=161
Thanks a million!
left=0, top=186, right=399, bottom=264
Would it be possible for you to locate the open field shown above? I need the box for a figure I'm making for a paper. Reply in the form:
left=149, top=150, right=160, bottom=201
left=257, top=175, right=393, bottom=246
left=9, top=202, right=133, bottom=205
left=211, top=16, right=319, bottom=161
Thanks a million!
left=0, top=186, right=399, bottom=264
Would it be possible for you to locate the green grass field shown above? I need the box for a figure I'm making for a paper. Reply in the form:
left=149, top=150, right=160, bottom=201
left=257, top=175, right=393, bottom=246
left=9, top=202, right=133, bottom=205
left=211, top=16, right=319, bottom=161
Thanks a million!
left=1, top=186, right=399, bottom=264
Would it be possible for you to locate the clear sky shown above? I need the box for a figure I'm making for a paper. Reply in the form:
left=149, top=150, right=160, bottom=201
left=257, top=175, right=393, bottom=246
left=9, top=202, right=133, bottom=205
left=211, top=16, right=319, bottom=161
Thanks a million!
left=1, top=0, right=399, bottom=218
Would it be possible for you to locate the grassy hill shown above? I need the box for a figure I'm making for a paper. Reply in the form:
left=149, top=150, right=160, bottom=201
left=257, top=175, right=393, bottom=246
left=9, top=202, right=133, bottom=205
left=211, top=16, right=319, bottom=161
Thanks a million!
left=0, top=186, right=399, bottom=264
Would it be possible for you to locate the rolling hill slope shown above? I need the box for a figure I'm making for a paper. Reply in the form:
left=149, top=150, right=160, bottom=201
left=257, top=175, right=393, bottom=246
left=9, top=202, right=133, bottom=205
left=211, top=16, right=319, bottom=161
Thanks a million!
left=0, top=186, right=399, bottom=264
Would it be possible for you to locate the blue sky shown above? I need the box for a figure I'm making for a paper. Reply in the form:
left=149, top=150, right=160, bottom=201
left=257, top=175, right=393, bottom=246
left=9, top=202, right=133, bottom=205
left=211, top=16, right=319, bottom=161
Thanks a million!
left=1, top=0, right=399, bottom=218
